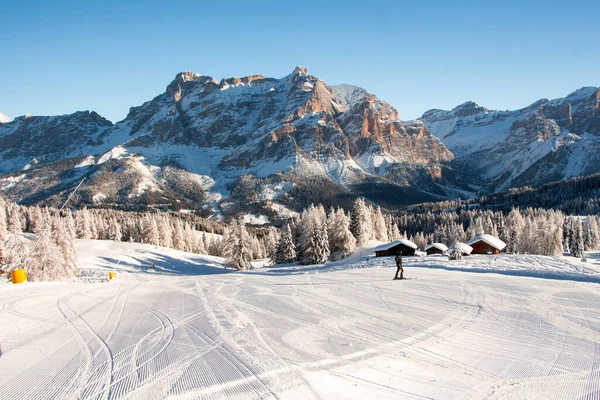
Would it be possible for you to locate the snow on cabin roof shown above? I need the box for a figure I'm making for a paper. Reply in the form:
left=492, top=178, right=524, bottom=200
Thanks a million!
left=466, top=234, right=507, bottom=251
left=374, top=239, right=418, bottom=252
left=448, top=242, right=473, bottom=255
left=425, top=243, right=448, bottom=252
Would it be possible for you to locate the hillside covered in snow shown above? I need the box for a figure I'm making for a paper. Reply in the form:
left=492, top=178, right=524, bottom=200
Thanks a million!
left=1, top=239, right=600, bottom=399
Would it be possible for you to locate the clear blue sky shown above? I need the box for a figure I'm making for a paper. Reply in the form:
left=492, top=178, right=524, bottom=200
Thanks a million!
left=1, top=0, right=598, bottom=123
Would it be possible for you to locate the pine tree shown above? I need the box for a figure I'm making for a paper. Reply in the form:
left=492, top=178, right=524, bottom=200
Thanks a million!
left=583, top=216, right=599, bottom=251
left=76, top=207, right=93, bottom=239
left=158, top=216, right=173, bottom=248
left=275, top=224, right=296, bottom=264
left=328, top=208, right=356, bottom=261
left=28, top=220, right=68, bottom=281
left=183, top=222, right=196, bottom=252
left=570, top=217, right=585, bottom=258
left=372, top=206, right=388, bottom=242
left=108, top=218, right=122, bottom=242
left=221, top=220, right=237, bottom=261
left=53, top=216, right=77, bottom=276
left=90, top=212, right=99, bottom=240
left=226, top=220, right=252, bottom=270
left=350, top=198, right=372, bottom=246
left=303, top=220, right=330, bottom=265
left=3, top=231, right=28, bottom=272
left=142, top=215, right=160, bottom=246
left=0, top=200, right=7, bottom=237
left=506, top=208, right=525, bottom=253
left=7, top=203, right=22, bottom=233
left=448, top=245, right=463, bottom=260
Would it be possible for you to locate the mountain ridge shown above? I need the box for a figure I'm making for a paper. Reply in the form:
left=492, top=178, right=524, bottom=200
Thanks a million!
left=419, top=86, right=600, bottom=192
left=0, top=67, right=456, bottom=218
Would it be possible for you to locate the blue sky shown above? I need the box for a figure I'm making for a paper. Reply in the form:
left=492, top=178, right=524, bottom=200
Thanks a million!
left=1, top=0, right=598, bottom=122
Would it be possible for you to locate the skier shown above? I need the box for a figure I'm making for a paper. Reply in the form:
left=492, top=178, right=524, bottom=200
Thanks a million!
left=394, top=254, right=403, bottom=280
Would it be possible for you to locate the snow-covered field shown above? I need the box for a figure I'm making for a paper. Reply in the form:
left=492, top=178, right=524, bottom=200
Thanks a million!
left=1, top=241, right=600, bottom=399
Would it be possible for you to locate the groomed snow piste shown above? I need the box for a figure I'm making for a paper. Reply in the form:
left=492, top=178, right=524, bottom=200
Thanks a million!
left=1, top=240, right=600, bottom=399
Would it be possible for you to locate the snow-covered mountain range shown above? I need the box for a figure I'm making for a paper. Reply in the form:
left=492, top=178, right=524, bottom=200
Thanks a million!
left=0, top=67, right=455, bottom=216
left=419, top=87, right=600, bottom=192
left=1, top=68, right=597, bottom=216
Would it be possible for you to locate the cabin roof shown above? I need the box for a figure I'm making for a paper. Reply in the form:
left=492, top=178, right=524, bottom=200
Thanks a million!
left=425, top=243, right=448, bottom=252
left=374, top=239, right=418, bottom=252
left=466, top=234, right=507, bottom=251
left=448, top=242, right=473, bottom=255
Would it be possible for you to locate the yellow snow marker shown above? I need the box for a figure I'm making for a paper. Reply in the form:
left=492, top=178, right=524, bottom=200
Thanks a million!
left=11, top=269, right=28, bottom=284
left=109, top=272, right=116, bottom=280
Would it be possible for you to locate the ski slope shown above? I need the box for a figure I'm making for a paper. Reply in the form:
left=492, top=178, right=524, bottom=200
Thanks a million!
left=1, top=241, right=600, bottom=399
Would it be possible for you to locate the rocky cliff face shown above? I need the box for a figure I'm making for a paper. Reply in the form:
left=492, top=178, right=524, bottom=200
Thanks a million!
left=0, top=67, right=456, bottom=216
left=0, top=111, right=113, bottom=174
left=420, top=87, right=600, bottom=192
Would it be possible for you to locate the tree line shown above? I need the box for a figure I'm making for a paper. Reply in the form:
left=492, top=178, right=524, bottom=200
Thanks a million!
left=2, top=193, right=599, bottom=281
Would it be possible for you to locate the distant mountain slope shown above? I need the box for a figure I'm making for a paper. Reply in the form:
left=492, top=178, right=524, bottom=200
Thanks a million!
left=0, top=67, right=456, bottom=216
left=420, top=87, right=600, bottom=192
left=0, top=112, right=12, bottom=123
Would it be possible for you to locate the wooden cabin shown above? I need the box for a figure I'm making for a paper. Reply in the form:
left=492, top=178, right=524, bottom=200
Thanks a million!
left=448, top=242, right=473, bottom=256
left=425, top=243, right=448, bottom=255
left=466, top=234, right=507, bottom=255
left=374, top=240, right=418, bottom=257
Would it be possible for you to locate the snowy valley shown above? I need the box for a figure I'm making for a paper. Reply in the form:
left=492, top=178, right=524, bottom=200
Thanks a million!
left=1, top=238, right=600, bottom=399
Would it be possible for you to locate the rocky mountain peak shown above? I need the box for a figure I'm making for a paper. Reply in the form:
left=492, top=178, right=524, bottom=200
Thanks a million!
left=293, top=66, right=309, bottom=76
left=452, top=101, right=488, bottom=117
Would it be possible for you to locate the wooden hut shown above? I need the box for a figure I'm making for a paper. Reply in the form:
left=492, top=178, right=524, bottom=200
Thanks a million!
left=448, top=242, right=473, bottom=256
left=374, top=240, right=418, bottom=257
left=466, top=234, right=507, bottom=255
left=425, top=243, right=448, bottom=255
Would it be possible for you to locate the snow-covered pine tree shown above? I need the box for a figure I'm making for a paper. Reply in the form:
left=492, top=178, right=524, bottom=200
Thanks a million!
left=328, top=208, right=356, bottom=261
left=221, top=220, right=237, bottom=261
left=549, top=210, right=564, bottom=256
left=3, top=230, right=28, bottom=272
left=7, top=203, right=22, bottom=234
left=274, top=224, right=296, bottom=264
left=108, top=218, right=122, bottom=242
left=26, top=206, right=43, bottom=233
left=65, top=211, right=76, bottom=240
left=52, top=216, right=77, bottom=276
left=171, top=219, right=185, bottom=251
left=183, top=222, right=197, bottom=253
left=372, top=206, right=388, bottom=242
left=563, top=217, right=573, bottom=253
left=391, top=221, right=401, bottom=241
left=506, top=208, right=525, bottom=253
left=158, top=216, right=173, bottom=248
left=570, top=217, right=584, bottom=258
left=448, top=245, right=463, bottom=260
left=466, top=216, right=484, bottom=239
left=226, top=220, right=252, bottom=270
left=297, top=205, right=324, bottom=264
left=28, top=219, right=68, bottom=281
left=583, top=216, right=599, bottom=251
left=142, top=214, right=160, bottom=246
left=89, top=212, right=99, bottom=240
left=0, top=199, right=7, bottom=238
left=75, top=207, right=92, bottom=239
left=350, top=198, right=372, bottom=246
left=303, top=220, right=330, bottom=265
left=264, top=226, right=279, bottom=261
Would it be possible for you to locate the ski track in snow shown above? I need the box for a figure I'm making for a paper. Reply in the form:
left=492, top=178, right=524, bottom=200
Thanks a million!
left=1, top=242, right=600, bottom=399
